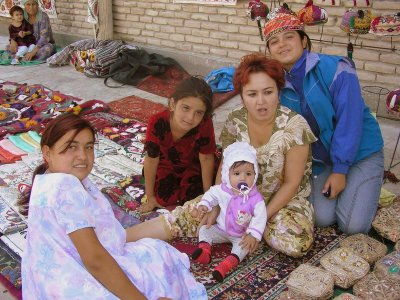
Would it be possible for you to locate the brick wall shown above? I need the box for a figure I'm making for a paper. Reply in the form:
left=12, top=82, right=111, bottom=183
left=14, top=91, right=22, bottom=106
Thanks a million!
left=1, top=0, right=399, bottom=91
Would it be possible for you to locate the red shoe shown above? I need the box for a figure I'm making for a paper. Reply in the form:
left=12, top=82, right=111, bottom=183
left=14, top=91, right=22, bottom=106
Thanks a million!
left=191, top=242, right=211, bottom=264
left=212, top=254, right=239, bottom=282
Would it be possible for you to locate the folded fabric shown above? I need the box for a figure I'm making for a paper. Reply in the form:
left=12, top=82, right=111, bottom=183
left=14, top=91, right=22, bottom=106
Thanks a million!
left=9, top=134, right=36, bottom=153
left=19, top=132, right=40, bottom=149
left=0, top=146, right=23, bottom=163
left=27, top=130, right=41, bottom=143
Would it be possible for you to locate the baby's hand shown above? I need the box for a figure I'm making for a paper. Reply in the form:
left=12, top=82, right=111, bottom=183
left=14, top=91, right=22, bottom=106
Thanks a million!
left=18, top=31, right=25, bottom=38
left=239, top=234, right=259, bottom=254
left=190, top=205, right=208, bottom=219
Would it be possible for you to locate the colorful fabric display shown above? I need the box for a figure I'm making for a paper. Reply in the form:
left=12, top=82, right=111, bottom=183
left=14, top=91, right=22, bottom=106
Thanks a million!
left=0, top=139, right=27, bottom=156
left=19, top=132, right=40, bottom=149
left=8, top=134, right=36, bottom=153
left=0, top=107, right=21, bottom=126
left=27, top=130, right=41, bottom=143
left=0, top=146, right=23, bottom=164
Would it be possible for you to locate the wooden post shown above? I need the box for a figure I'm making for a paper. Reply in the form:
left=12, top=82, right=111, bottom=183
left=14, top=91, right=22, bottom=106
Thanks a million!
left=98, top=0, right=113, bottom=40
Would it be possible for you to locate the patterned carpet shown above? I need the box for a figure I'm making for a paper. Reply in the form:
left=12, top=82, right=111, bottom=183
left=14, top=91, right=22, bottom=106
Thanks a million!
left=108, top=95, right=167, bottom=123
left=171, top=226, right=346, bottom=299
left=0, top=239, right=21, bottom=299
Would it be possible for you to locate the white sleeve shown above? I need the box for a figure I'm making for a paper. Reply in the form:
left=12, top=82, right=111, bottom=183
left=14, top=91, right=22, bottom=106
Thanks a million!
left=196, top=185, right=221, bottom=211
left=246, top=201, right=267, bottom=241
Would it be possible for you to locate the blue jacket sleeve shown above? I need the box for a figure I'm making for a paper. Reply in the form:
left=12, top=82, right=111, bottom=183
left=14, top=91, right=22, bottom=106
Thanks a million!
left=329, top=59, right=364, bottom=174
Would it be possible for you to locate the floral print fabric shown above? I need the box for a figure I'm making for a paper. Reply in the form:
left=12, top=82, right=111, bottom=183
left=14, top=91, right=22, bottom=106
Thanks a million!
left=145, top=110, right=216, bottom=206
left=22, top=173, right=207, bottom=300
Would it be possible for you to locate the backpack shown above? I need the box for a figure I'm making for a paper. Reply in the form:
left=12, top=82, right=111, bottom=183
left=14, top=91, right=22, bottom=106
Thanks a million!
left=104, top=48, right=180, bottom=88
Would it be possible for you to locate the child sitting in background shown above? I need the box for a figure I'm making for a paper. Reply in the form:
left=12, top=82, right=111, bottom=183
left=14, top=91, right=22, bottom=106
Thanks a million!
left=192, top=141, right=267, bottom=282
left=9, top=5, right=36, bottom=65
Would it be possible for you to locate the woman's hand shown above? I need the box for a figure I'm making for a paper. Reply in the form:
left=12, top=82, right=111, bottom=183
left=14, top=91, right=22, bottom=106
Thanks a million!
left=137, top=195, right=164, bottom=213
left=9, top=39, right=17, bottom=53
left=196, top=205, right=220, bottom=236
left=239, top=234, right=259, bottom=254
left=323, top=173, right=346, bottom=199
left=24, top=47, right=39, bottom=61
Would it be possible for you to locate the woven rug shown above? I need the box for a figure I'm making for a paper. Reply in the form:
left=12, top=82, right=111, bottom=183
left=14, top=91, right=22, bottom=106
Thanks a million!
left=171, top=226, right=346, bottom=299
left=0, top=239, right=21, bottom=299
left=108, top=95, right=167, bottom=123
left=136, top=65, right=191, bottom=99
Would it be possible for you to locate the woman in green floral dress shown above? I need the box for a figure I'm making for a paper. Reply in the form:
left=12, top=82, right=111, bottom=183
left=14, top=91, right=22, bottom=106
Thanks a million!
left=128, top=54, right=317, bottom=257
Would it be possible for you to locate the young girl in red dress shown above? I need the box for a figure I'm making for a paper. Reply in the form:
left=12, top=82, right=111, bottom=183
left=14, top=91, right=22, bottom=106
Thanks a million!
left=138, top=77, right=216, bottom=213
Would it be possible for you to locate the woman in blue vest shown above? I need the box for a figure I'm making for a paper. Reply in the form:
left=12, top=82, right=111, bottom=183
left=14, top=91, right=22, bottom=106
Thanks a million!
left=264, top=13, right=384, bottom=234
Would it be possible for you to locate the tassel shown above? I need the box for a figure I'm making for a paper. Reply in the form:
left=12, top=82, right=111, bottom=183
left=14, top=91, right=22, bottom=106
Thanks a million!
left=347, top=42, right=353, bottom=60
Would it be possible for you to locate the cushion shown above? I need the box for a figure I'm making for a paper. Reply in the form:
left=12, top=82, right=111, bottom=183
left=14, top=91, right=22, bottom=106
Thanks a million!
left=372, top=200, right=400, bottom=242
left=286, top=264, right=334, bottom=299
left=339, top=233, right=387, bottom=265
left=374, top=251, right=400, bottom=282
left=320, top=247, right=370, bottom=288
left=353, top=272, right=400, bottom=299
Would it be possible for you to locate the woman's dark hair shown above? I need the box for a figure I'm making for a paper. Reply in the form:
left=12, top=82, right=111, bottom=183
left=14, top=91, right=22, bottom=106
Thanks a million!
left=297, top=31, right=312, bottom=51
left=17, top=114, right=95, bottom=216
left=9, top=5, right=24, bottom=16
left=266, top=30, right=312, bottom=52
left=170, top=76, right=213, bottom=117
left=233, top=53, right=285, bottom=95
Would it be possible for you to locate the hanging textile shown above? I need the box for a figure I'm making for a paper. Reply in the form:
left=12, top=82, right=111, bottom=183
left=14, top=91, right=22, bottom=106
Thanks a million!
left=87, top=0, right=99, bottom=24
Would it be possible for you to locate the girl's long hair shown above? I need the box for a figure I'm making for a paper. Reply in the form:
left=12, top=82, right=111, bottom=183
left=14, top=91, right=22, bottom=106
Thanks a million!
left=17, top=114, right=95, bottom=216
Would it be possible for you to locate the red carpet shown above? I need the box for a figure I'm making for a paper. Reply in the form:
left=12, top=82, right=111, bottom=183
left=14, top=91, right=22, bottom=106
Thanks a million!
left=108, top=95, right=167, bottom=123
left=136, top=65, right=191, bottom=98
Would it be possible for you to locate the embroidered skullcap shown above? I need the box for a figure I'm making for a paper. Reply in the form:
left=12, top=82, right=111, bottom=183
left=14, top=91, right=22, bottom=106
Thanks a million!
left=221, top=141, right=258, bottom=189
left=264, top=13, right=305, bottom=42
